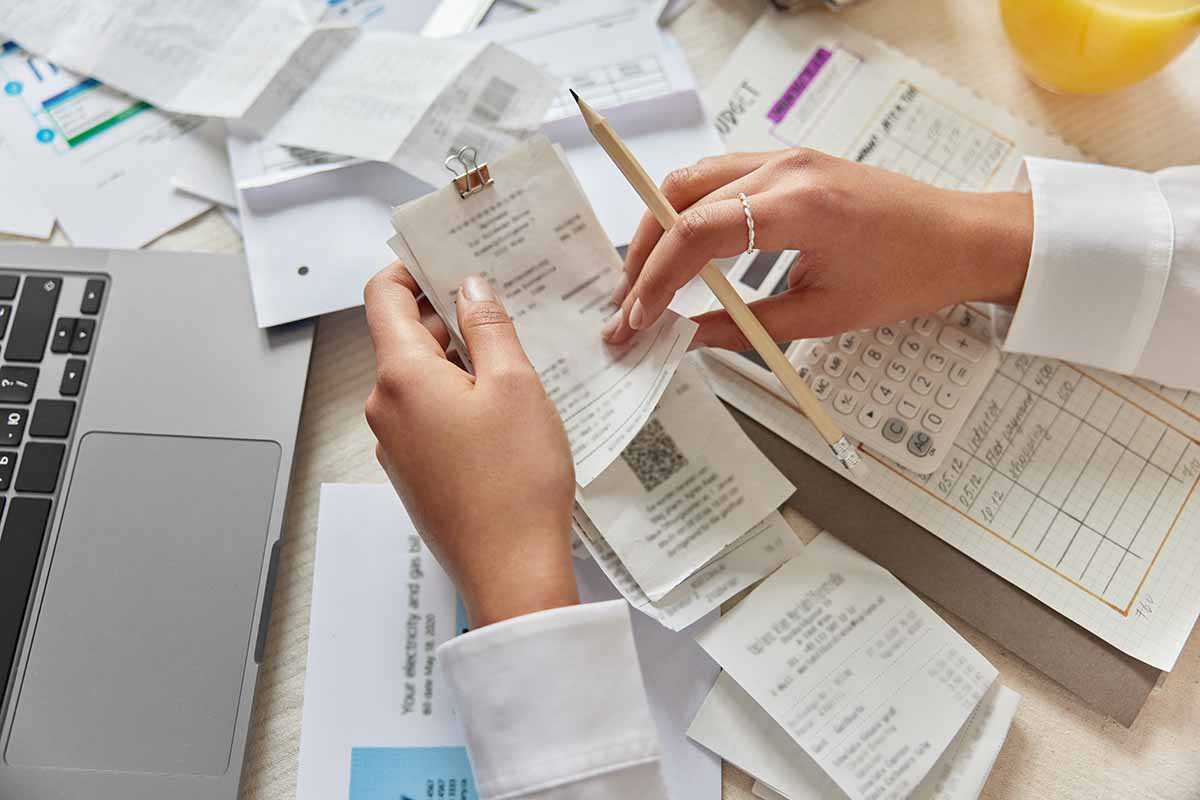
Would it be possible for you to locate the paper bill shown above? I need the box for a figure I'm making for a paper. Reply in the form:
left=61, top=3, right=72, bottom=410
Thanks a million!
left=389, top=135, right=696, bottom=485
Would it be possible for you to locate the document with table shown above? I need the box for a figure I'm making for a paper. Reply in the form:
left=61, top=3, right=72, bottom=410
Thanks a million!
left=389, top=134, right=696, bottom=485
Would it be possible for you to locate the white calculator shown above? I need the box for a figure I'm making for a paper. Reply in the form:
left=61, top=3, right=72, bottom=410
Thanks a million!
left=706, top=249, right=1002, bottom=474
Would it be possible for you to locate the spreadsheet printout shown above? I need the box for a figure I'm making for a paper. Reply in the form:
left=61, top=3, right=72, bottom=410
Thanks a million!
left=702, top=350, right=1200, bottom=671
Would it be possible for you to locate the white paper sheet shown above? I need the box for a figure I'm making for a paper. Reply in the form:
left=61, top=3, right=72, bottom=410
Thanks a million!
left=479, top=1, right=725, bottom=244
left=576, top=362, right=795, bottom=599
left=0, top=144, right=54, bottom=238
left=299, top=483, right=721, bottom=800
left=171, top=122, right=237, bottom=208
left=389, top=135, right=696, bottom=485
left=0, top=42, right=218, bottom=246
left=577, top=507, right=802, bottom=630
left=695, top=534, right=998, bottom=800
left=694, top=674, right=1021, bottom=800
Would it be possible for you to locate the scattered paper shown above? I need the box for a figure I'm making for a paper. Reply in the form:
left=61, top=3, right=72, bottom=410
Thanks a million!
left=172, top=123, right=237, bottom=208
left=389, top=135, right=696, bottom=485
left=695, top=533, right=998, bottom=800
left=0, top=42, right=218, bottom=247
left=299, top=483, right=721, bottom=800
left=576, top=362, right=795, bottom=599
left=692, top=674, right=1020, bottom=800
left=577, top=507, right=802, bottom=630
left=0, top=143, right=54, bottom=238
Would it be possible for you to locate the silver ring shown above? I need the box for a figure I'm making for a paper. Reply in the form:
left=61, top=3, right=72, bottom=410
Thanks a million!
left=737, top=192, right=755, bottom=253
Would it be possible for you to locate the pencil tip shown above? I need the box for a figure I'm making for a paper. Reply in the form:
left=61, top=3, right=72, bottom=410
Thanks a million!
left=569, top=88, right=580, bottom=103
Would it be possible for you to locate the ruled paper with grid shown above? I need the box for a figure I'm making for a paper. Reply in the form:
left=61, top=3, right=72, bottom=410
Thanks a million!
left=700, top=351, right=1200, bottom=671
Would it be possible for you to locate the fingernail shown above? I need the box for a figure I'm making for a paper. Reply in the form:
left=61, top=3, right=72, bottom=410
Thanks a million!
left=611, top=272, right=630, bottom=306
left=629, top=298, right=647, bottom=331
left=460, top=275, right=496, bottom=302
left=601, top=310, right=623, bottom=341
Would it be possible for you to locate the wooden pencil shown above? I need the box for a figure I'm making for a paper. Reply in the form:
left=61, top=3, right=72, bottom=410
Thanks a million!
left=572, top=89, right=867, bottom=477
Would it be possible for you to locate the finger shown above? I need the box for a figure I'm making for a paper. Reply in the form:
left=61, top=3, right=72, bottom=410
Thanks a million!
left=617, top=152, right=779, bottom=306
left=689, top=288, right=843, bottom=351
left=364, top=261, right=448, bottom=365
left=417, top=296, right=451, bottom=350
left=455, top=275, right=536, bottom=381
left=604, top=195, right=760, bottom=344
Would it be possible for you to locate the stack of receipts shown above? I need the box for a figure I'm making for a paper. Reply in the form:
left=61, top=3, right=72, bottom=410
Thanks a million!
left=690, top=534, right=1017, bottom=800
left=389, top=133, right=797, bottom=627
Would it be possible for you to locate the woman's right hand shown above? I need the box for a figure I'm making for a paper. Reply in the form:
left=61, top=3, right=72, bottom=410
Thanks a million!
left=602, top=149, right=1034, bottom=350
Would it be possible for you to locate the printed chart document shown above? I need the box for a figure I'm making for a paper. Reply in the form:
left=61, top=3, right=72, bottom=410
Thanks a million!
left=299, top=484, right=720, bottom=800
left=576, top=363, right=795, bottom=599
left=0, top=42, right=220, bottom=246
left=479, top=1, right=725, bottom=244
left=577, top=506, right=801, bottom=630
left=390, top=135, right=696, bottom=485
left=696, top=534, right=998, bottom=800
left=692, top=675, right=1020, bottom=800
left=0, top=1, right=557, bottom=186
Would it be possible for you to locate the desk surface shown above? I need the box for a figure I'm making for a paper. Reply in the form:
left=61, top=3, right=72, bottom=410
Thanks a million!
left=5, top=1, right=1198, bottom=798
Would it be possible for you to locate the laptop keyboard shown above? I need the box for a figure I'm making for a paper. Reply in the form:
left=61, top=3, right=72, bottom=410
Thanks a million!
left=0, top=272, right=104, bottom=710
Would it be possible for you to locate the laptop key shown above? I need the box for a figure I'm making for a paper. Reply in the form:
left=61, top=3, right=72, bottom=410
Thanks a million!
left=6, top=276, right=61, bottom=362
left=70, top=318, right=95, bottom=355
left=0, top=366, right=37, bottom=403
left=30, top=399, right=75, bottom=438
left=80, top=279, right=105, bottom=314
left=50, top=317, right=75, bottom=354
left=0, top=408, right=27, bottom=446
left=0, top=496, right=52, bottom=711
left=16, top=442, right=65, bottom=493
left=60, top=359, right=85, bottom=396
left=0, top=451, right=15, bottom=490
left=0, top=305, right=11, bottom=338
left=0, top=275, right=18, bottom=300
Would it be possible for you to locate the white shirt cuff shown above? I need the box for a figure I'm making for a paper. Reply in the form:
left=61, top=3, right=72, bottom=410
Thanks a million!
left=437, top=600, right=663, bottom=800
left=1005, top=157, right=1174, bottom=374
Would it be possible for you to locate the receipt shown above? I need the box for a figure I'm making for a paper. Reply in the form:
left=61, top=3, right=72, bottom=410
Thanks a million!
left=389, top=135, right=695, bottom=485
left=693, top=675, right=1020, bottom=800
left=576, top=507, right=802, bottom=630
left=577, top=363, right=795, bottom=600
left=695, top=534, right=998, bottom=800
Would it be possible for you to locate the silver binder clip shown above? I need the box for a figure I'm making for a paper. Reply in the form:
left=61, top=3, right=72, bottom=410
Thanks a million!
left=445, top=146, right=493, bottom=199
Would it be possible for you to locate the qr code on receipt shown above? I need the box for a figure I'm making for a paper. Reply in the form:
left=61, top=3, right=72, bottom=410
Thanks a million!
left=621, top=418, right=688, bottom=493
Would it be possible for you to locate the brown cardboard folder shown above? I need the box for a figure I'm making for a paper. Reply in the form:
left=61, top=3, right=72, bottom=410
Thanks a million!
left=729, top=407, right=1160, bottom=727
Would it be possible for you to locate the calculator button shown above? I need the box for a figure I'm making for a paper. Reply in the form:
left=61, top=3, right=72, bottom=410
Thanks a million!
left=948, top=362, right=971, bottom=386
left=924, top=350, right=948, bottom=373
left=913, top=316, right=939, bottom=337
left=875, top=325, right=898, bottom=346
left=907, top=430, right=934, bottom=457
left=897, top=395, right=921, bottom=419
left=882, top=417, right=908, bottom=443
left=862, top=346, right=886, bottom=368
left=824, top=353, right=847, bottom=378
left=922, top=410, right=945, bottom=433
left=796, top=364, right=813, bottom=384
left=936, top=387, right=960, bottom=409
left=837, top=332, right=861, bottom=354
left=871, top=381, right=899, bottom=406
left=805, top=343, right=827, bottom=364
left=899, top=335, right=926, bottom=360
left=937, top=327, right=987, bottom=363
left=885, top=359, right=910, bottom=382
left=911, top=372, right=935, bottom=396
left=847, top=367, right=871, bottom=392
left=811, top=375, right=834, bottom=400
left=949, top=305, right=982, bottom=331
left=833, top=389, right=857, bottom=415
left=858, top=404, right=882, bottom=429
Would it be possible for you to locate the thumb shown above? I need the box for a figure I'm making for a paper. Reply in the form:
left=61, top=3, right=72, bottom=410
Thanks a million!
left=456, top=275, right=534, bottom=379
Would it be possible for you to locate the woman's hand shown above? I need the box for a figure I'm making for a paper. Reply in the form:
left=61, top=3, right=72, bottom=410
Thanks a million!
left=602, top=149, right=1033, bottom=350
left=365, top=261, right=578, bottom=629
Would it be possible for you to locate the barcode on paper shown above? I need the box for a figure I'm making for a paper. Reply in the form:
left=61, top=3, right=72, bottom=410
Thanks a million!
left=471, top=77, right=519, bottom=124
left=622, top=419, right=688, bottom=493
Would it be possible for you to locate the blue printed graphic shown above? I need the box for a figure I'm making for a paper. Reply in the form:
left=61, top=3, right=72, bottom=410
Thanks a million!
left=4, top=81, right=20, bottom=95
left=35, top=128, right=54, bottom=143
left=349, top=747, right=476, bottom=800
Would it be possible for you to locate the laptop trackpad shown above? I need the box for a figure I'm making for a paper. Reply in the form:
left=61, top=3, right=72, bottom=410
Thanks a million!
left=6, top=433, right=281, bottom=776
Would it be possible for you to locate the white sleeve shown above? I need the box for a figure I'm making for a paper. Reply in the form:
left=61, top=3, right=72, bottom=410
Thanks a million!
left=1002, top=158, right=1200, bottom=390
left=436, top=600, right=670, bottom=800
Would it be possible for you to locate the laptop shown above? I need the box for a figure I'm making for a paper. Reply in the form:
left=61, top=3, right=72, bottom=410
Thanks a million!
left=0, top=245, right=313, bottom=799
